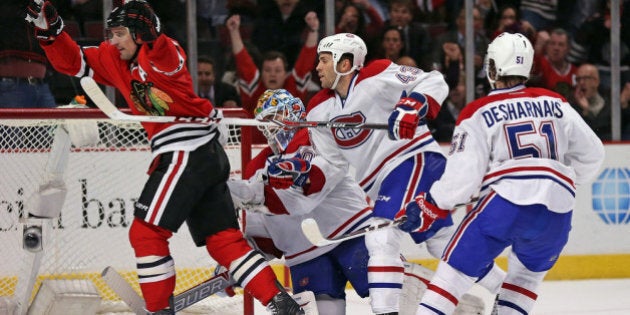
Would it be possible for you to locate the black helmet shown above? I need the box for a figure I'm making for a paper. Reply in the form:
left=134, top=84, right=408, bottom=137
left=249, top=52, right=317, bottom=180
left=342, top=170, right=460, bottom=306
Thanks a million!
left=106, top=0, right=160, bottom=41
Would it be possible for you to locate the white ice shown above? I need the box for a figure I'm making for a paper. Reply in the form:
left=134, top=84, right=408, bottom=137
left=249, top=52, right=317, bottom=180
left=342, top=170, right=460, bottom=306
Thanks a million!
left=253, top=278, right=630, bottom=314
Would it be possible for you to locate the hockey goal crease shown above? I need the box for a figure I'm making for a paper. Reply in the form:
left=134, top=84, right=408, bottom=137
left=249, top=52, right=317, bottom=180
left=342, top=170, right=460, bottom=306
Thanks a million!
left=0, top=108, right=269, bottom=315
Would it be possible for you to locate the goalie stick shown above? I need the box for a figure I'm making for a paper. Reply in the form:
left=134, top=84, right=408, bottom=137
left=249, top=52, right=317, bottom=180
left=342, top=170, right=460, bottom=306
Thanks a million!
left=301, top=198, right=479, bottom=246
left=80, top=77, right=387, bottom=130
left=101, top=266, right=233, bottom=314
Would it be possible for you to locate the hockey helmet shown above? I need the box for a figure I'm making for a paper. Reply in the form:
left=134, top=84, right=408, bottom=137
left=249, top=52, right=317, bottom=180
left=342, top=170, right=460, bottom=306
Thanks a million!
left=106, top=0, right=160, bottom=41
left=485, top=32, right=534, bottom=88
left=317, top=33, right=367, bottom=71
left=254, top=89, right=306, bottom=154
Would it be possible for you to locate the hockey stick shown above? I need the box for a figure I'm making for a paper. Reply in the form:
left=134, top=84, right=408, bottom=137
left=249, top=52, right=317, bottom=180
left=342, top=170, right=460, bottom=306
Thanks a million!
left=79, top=77, right=270, bottom=126
left=101, top=267, right=145, bottom=315
left=301, top=217, right=405, bottom=247
left=101, top=266, right=233, bottom=314
left=80, top=77, right=387, bottom=130
left=301, top=198, right=479, bottom=246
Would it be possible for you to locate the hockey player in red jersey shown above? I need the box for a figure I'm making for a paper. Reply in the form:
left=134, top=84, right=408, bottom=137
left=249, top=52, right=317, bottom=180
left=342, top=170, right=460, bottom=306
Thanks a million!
left=396, top=32, right=605, bottom=314
left=25, top=1, right=303, bottom=314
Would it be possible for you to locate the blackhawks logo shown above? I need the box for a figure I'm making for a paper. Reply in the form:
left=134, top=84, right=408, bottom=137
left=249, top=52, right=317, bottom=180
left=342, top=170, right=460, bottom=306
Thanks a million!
left=130, top=80, right=173, bottom=116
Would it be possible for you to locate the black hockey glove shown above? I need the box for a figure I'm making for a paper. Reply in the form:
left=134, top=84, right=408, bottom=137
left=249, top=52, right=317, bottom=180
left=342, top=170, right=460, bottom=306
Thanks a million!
left=125, top=0, right=162, bottom=44
left=25, top=0, right=64, bottom=42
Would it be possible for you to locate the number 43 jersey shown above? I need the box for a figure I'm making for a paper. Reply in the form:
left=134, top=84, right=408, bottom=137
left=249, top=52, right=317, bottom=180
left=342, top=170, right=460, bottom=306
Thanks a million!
left=430, top=84, right=605, bottom=213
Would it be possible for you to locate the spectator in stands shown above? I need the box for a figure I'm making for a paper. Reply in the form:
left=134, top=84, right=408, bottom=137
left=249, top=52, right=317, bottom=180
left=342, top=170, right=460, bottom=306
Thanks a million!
left=431, top=5, right=489, bottom=97
left=531, top=28, right=578, bottom=100
left=370, top=26, right=409, bottom=63
left=336, top=0, right=384, bottom=51
left=571, top=63, right=611, bottom=140
left=226, top=12, right=319, bottom=142
left=489, top=4, right=536, bottom=41
left=519, top=0, right=560, bottom=31
left=397, top=55, right=418, bottom=67
left=0, top=1, right=56, bottom=108
left=197, top=55, right=241, bottom=108
left=428, top=74, right=466, bottom=142
left=568, top=0, right=630, bottom=93
left=385, top=0, right=432, bottom=70
left=251, top=0, right=321, bottom=69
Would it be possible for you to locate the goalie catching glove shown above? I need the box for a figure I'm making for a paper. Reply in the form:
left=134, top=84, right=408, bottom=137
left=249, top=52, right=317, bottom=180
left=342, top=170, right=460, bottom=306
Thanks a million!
left=266, top=157, right=311, bottom=189
left=25, top=0, right=64, bottom=42
left=388, top=91, right=429, bottom=140
left=395, top=192, right=449, bottom=233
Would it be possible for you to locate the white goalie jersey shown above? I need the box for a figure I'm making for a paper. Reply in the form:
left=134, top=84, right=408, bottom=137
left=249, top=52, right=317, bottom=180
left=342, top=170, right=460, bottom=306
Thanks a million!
left=229, top=129, right=373, bottom=266
left=430, top=85, right=605, bottom=213
left=306, top=59, right=448, bottom=198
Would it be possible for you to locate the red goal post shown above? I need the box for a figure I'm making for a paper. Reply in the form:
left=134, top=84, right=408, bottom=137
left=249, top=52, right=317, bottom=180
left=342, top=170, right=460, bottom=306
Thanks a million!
left=0, top=108, right=257, bottom=314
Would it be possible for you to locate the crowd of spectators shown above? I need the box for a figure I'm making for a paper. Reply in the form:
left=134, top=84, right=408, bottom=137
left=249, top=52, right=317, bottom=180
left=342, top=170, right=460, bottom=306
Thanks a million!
left=2, top=0, right=629, bottom=141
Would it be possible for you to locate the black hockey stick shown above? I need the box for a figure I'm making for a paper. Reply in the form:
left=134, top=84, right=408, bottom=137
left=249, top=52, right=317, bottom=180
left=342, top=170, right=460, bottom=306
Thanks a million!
left=101, top=266, right=233, bottom=314
left=80, top=77, right=387, bottom=130
left=301, top=198, right=479, bottom=246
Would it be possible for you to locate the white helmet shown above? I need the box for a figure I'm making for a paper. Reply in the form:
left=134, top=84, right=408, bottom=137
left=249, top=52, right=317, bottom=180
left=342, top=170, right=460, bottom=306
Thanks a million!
left=317, top=33, right=367, bottom=72
left=485, top=32, right=534, bottom=88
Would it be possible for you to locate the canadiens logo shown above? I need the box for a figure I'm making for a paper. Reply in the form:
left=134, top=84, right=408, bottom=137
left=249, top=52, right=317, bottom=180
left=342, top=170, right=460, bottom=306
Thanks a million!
left=130, top=80, right=173, bottom=116
left=331, top=112, right=372, bottom=148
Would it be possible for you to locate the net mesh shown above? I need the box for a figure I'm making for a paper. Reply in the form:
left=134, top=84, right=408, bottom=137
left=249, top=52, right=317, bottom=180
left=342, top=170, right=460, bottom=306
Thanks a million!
left=0, top=109, right=252, bottom=314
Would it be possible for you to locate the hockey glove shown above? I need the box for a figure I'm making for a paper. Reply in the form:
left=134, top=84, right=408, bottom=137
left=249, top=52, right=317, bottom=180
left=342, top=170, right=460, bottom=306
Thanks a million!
left=387, top=91, right=429, bottom=140
left=266, top=158, right=311, bottom=189
left=25, top=0, right=64, bottom=42
left=124, top=0, right=162, bottom=44
left=395, top=192, right=449, bottom=233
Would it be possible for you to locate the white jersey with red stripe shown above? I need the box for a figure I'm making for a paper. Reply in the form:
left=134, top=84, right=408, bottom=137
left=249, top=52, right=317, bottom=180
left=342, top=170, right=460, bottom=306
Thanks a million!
left=306, top=59, right=448, bottom=197
left=242, top=130, right=373, bottom=266
left=430, top=84, right=605, bottom=213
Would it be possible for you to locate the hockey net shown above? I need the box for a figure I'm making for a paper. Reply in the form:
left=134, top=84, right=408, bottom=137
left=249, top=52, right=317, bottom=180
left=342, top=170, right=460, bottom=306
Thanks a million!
left=0, top=108, right=256, bottom=315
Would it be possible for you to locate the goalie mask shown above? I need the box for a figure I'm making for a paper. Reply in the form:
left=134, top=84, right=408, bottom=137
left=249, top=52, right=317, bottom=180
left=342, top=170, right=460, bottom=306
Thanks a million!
left=254, top=89, right=306, bottom=155
left=485, top=32, right=534, bottom=89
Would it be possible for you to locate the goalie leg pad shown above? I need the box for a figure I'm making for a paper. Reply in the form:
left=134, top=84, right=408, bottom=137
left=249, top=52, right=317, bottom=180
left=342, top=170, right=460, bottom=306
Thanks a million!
left=399, top=262, right=432, bottom=315
left=453, top=293, right=485, bottom=315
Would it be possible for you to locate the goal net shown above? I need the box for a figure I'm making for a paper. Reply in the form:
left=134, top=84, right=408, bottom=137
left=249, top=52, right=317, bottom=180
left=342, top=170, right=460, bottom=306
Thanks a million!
left=0, top=108, right=256, bottom=315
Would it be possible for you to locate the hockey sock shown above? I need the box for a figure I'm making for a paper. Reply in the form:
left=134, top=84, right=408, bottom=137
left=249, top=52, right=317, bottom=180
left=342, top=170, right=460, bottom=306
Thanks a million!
left=205, top=228, right=280, bottom=305
left=129, top=219, right=175, bottom=311
left=494, top=254, right=546, bottom=314
left=417, top=262, right=475, bottom=315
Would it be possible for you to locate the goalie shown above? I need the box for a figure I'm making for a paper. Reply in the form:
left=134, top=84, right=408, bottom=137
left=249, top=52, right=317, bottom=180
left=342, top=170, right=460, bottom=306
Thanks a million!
left=227, top=89, right=485, bottom=315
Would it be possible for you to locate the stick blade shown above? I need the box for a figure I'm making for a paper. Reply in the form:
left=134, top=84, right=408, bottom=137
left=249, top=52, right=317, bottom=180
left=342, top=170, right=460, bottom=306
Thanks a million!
left=80, top=77, right=119, bottom=118
left=101, top=266, right=145, bottom=315
left=301, top=218, right=334, bottom=247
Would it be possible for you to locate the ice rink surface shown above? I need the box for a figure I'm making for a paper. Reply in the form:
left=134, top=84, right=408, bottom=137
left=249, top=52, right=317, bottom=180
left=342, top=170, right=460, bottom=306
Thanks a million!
left=252, top=278, right=630, bottom=314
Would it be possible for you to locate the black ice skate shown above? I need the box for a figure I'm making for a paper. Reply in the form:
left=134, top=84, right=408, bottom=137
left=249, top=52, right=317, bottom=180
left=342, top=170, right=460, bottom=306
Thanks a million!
left=266, top=285, right=305, bottom=315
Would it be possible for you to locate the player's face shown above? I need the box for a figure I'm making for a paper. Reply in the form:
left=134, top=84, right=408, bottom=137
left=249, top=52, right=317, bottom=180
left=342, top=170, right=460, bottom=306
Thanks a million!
left=316, top=52, right=337, bottom=89
left=108, top=27, right=138, bottom=61
left=262, top=58, right=288, bottom=89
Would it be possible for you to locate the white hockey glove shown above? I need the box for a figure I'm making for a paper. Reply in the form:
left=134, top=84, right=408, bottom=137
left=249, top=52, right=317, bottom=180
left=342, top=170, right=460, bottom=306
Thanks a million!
left=227, top=178, right=270, bottom=214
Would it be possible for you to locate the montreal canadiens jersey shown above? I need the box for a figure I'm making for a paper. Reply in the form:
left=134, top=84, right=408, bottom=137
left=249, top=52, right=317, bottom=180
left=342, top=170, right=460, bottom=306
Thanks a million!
left=241, top=129, right=373, bottom=266
left=41, top=32, right=218, bottom=157
left=307, top=59, right=449, bottom=197
left=430, top=84, right=605, bottom=213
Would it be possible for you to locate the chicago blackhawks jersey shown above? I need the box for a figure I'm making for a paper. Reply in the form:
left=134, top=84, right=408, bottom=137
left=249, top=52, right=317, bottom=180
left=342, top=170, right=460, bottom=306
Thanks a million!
left=306, top=60, right=448, bottom=198
left=240, top=129, right=373, bottom=266
left=430, top=84, right=605, bottom=213
left=41, top=32, right=219, bottom=157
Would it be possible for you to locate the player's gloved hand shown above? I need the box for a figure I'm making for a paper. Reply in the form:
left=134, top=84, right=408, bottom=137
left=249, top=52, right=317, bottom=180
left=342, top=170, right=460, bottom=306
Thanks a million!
left=125, top=0, right=161, bottom=44
left=25, top=0, right=64, bottom=42
left=388, top=91, right=429, bottom=140
left=395, top=192, right=449, bottom=233
left=266, top=158, right=311, bottom=189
